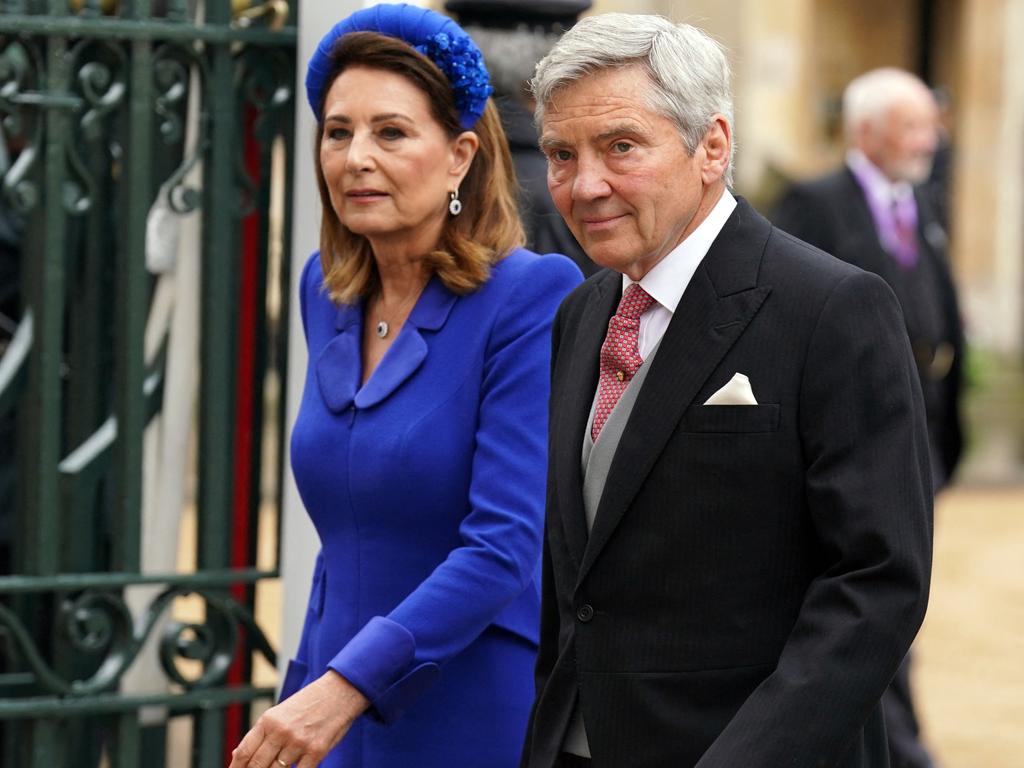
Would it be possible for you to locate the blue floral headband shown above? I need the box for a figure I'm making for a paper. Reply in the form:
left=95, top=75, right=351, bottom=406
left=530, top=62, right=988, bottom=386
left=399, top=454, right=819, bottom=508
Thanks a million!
left=305, top=3, right=493, bottom=130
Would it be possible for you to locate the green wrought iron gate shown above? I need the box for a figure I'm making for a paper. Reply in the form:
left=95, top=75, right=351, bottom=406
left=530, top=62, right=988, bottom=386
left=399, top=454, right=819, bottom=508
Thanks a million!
left=0, top=0, right=295, bottom=764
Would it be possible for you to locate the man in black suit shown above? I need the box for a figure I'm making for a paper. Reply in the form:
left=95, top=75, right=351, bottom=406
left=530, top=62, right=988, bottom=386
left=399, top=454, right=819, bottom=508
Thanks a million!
left=772, top=68, right=964, bottom=768
left=521, top=15, right=933, bottom=768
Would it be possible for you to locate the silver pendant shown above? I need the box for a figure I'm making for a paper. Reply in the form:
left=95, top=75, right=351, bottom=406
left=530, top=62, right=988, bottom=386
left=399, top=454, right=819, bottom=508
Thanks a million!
left=376, top=320, right=389, bottom=338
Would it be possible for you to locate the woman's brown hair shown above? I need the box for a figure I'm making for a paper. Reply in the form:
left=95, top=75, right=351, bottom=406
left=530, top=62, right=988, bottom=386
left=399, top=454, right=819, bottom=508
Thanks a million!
left=314, top=31, right=525, bottom=304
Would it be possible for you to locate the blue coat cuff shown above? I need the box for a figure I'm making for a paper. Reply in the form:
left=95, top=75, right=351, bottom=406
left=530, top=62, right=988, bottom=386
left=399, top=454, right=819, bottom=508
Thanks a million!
left=328, top=616, right=441, bottom=724
left=278, top=659, right=308, bottom=703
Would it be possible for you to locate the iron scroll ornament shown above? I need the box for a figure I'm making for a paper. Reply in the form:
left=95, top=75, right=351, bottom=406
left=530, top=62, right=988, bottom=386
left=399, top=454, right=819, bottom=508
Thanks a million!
left=0, top=586, right=276, bottom=696
left=63, top=38, right=129, bottom=216
left=0, top=36, right=47, bottom=213
left=153, top=39, right=211, bottom=214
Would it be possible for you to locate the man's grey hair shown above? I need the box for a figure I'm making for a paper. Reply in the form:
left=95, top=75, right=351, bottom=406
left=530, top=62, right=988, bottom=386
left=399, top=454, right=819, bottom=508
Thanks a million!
left=842, top=68, right=931, bottom=140
left=464, top=24, right=561, bottom=101
left=531, top=13, right=735, bottom=186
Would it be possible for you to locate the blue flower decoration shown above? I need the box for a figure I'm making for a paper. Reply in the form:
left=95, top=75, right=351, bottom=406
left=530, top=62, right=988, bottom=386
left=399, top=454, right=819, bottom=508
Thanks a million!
left=306, top=3, right=493, bottom=130
left=415, top=32, right=493, bottom=129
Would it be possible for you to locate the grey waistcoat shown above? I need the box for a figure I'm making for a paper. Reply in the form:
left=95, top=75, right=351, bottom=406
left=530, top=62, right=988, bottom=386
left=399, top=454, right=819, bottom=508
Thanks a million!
left=563, top=339, right=663, bottom=757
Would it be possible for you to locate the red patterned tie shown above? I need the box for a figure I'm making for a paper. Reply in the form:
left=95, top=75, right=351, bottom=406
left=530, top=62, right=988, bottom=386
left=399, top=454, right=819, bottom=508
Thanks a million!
left=592, top=284, right=656, bottom=441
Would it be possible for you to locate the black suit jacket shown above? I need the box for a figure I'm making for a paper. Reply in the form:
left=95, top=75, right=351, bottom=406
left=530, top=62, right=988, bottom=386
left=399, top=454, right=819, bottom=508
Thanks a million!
left=772, top=168, right=964, bottom=482
left=522, top=199, right=933, bottom=768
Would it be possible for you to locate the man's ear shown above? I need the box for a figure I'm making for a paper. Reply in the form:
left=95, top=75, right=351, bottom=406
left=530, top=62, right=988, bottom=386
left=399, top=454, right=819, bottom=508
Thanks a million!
left=701, top=116, right=731, bottom=185
left=449, top=131, right=481, bottom=186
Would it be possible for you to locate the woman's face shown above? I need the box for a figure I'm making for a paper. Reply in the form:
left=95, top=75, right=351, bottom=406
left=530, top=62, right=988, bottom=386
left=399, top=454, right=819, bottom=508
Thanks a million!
left=319, top=66, right=476, bottom=254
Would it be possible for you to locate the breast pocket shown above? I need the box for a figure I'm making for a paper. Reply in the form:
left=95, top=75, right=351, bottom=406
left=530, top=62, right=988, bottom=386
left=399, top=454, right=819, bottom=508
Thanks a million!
left=681, top=403, right=780, bottom=433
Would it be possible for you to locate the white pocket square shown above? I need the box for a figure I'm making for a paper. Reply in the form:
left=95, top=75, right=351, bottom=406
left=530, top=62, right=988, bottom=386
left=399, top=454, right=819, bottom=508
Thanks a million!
left=703, top=372, right=758, bottom=405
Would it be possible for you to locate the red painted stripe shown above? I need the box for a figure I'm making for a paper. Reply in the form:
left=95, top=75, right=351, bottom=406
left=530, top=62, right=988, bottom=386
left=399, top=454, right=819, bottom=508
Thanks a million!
left=224, top=104, right=263, bottom=762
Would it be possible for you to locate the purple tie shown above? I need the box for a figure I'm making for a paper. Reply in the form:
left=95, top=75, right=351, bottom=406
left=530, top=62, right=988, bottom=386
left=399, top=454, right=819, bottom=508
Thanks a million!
left=891, top=196, right=919, bottom=269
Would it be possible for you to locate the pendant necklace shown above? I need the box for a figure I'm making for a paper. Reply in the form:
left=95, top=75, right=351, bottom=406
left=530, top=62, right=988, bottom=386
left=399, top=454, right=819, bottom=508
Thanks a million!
left=374, top=286, right=423, bottom=339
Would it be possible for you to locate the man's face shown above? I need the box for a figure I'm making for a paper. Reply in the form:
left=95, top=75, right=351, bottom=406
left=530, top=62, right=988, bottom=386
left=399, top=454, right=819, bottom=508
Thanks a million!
left=863, top=88, right=939, bottom=184
left=539, top=66, right=724, bottom=280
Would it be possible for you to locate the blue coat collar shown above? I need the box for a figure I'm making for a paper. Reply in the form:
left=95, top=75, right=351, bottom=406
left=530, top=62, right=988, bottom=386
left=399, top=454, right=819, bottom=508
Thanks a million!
left=316, top=275, right=458, bottom=412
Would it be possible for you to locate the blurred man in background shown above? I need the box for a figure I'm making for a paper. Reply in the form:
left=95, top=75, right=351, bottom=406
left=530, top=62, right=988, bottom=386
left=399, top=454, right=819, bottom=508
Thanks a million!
left=446, top=0, right=597, bottom=276
left=773, top=67, right=965, bottom=768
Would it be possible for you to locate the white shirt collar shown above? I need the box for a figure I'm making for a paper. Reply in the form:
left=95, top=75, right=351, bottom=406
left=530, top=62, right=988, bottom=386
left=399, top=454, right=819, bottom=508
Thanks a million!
left=623, top=188, right=738, bottom=314
left=846, top=149, right=914, bottom=204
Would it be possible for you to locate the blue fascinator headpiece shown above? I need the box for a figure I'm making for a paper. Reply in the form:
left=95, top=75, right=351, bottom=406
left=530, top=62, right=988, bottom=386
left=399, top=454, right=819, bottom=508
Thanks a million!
left=306, top=3, right=494, bottom=130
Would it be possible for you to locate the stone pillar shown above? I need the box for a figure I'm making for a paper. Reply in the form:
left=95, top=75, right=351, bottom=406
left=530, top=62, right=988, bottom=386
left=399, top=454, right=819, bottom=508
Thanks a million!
left=954, top=0, right=1024, bottom=352
left=278, top=0, right=363, bottom=683
left=734, top=0, right=817, bottom=195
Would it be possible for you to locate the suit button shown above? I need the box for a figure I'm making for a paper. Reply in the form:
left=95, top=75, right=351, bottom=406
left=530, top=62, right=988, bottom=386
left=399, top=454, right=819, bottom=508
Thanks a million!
left=576, top=604, right=594, bottom=623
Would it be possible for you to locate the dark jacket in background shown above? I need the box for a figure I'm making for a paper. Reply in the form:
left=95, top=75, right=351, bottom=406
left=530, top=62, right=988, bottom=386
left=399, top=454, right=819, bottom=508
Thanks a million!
left=497, top=97, right=597, bottom=278
left=772, top=168, right=964, bottom=486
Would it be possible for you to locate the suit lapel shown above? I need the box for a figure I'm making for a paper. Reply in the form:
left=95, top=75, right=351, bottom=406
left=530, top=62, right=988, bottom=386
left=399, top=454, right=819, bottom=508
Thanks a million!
left=576, top=200, right=772, bottom=585
left=838, top=170, right=909, bottom=287
left=840, top=167, right=881, bottom=247
left=316, top=276, right=457, bottom=412
left=355, top=276, right=456, bottom=408
left=316, top=302, right=362, bottom=413
left=555, top=272, right=620, bottom=571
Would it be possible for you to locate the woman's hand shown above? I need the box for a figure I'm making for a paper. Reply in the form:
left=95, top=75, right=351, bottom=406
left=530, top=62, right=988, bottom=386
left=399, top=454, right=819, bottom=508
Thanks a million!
left=229, top=670, right=369, bottom=768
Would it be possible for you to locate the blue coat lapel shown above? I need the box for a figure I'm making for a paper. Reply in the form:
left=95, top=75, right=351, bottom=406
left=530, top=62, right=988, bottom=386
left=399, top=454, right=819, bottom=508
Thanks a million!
left=316, top=276, right=458, bottom=413
left=316, top=301, right=361, bottom=413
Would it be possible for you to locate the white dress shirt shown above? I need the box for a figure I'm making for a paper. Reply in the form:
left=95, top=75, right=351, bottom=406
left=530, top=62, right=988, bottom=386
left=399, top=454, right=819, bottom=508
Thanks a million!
left=623, top=189, right=738, bottom=358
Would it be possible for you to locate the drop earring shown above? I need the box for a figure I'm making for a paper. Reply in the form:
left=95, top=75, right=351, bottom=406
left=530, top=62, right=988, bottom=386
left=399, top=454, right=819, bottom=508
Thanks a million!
left=448, top=189, right=462, bottom=216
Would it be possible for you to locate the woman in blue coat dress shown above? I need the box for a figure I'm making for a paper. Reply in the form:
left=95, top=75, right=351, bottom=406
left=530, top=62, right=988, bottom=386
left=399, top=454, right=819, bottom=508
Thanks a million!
left=229, top=5, right=581, bottom=768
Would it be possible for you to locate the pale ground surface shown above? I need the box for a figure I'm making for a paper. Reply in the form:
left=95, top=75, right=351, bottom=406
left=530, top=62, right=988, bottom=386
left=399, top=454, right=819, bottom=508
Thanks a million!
left=915, top=486, right=1024, bottom=768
